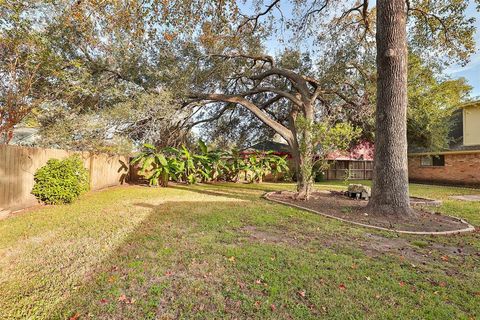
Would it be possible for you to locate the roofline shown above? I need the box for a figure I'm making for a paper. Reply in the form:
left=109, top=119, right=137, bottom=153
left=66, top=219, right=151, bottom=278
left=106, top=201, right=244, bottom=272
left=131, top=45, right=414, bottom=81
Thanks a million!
left=458, top=100, right=480, bottom=109
left=408, top=149, right=480, bottom=156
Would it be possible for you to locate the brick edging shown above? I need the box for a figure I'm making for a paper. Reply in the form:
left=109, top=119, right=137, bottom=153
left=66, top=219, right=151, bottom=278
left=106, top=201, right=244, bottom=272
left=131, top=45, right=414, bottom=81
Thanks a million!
left=263, top=192, right=476, bottom=236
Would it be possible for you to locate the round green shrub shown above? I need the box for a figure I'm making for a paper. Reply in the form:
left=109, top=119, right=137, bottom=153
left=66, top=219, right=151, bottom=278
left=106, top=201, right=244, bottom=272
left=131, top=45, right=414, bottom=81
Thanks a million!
left=31, top=155, right=90, bottom=204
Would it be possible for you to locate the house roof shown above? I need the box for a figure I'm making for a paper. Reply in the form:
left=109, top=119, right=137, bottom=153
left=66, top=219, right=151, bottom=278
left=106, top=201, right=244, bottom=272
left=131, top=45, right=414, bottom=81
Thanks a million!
left=408, top=143, right=480, bottom=155
left=243, top=140, right=291, bottom=154
left=1, top=127, right=39, bottom=145
left=458, top=100, right=480, bottom=109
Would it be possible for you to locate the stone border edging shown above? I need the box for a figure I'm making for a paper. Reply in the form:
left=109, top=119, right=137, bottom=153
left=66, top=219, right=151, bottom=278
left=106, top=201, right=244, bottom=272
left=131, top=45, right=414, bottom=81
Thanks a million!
left=410, top=197, right=442, bottom=207
left=263, top=192, right=476, bottom=235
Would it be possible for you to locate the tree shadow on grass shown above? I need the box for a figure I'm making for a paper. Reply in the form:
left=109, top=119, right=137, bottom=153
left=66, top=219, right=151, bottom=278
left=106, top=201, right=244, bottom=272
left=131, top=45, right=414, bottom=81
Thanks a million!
left=167, top=184, right=258, bottom=202
left=167, top=182, right=295, bottom=201
left=133, top=202, right=159, bottom=209
left=49, top=188, right=480, bottom=319
left=209, top=182, right=295, bottom=193
left=52, top=199, right=254, bottom=319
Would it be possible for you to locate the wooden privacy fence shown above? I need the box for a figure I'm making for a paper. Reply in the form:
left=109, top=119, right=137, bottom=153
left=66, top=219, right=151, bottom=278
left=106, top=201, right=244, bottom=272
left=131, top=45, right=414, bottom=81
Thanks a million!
left=0, top=145, right=130, bottom=213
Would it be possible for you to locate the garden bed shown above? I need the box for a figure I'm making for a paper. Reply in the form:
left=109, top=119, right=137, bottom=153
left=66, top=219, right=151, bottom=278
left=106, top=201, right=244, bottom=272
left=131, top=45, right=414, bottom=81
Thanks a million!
left=265, top=191, right=475, bottom=234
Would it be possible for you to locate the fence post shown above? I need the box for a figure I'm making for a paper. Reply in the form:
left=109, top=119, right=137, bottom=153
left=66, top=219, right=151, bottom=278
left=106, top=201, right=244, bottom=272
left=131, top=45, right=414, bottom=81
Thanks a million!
left=89, top=154, right=95, bottom=190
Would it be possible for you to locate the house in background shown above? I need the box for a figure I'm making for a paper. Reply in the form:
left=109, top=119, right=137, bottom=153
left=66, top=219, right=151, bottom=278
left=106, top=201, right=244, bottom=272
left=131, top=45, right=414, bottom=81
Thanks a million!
left=408, top=101, right=480, bottom=186
left=324, top=141, right=374, bottom=180
left=241, top=140, right=292, bottom=158
left=243, top=140, right=374, bottom=181
left=0, top=126, right=39, bottom=146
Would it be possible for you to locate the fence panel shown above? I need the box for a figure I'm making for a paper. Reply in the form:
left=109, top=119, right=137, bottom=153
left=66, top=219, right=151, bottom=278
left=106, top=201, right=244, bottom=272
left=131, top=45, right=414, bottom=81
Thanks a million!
left=0, top=145, right=129, bottom=213
left=325, top=160, right=373, bottom=180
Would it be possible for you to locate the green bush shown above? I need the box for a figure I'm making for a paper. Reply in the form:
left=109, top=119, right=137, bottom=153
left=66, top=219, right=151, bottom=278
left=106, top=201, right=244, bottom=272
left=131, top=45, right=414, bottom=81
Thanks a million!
left=32, top=155, right=90, bottom=204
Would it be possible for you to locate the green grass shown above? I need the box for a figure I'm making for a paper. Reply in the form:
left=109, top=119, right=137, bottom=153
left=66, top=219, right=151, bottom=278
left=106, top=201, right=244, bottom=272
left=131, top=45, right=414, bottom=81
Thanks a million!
left=0, top=182, right=479, bottom=319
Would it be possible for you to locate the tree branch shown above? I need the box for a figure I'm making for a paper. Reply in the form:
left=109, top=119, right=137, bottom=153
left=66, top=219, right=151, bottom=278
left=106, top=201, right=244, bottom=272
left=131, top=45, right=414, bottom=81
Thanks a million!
left=240, top=87, right=303, bottom=106
left=237, top=0, right=281, bottom=32
left=189, top=92, right=294, bottom=143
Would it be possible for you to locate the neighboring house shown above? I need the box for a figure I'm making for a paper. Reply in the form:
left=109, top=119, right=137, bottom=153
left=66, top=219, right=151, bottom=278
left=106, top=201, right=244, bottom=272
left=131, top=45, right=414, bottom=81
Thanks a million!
left=0, top=127, right=39, bottom=146
left=324, top=141, right=374, bottom=180
left=243, top=140, right=374, bottom=181
left=241, top=140, right=292, bottom=158
left=408, top=101, right=480, bottom=186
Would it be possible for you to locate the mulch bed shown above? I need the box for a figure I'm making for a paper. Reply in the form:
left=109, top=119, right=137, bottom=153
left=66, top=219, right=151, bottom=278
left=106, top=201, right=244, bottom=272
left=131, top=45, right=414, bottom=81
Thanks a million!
left=266, top=191, right=474, bottom=234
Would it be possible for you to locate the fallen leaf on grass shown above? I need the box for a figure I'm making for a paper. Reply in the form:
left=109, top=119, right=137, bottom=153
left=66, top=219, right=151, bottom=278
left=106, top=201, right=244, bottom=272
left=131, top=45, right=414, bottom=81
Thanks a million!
left=441, top=255, right=449, bottom=262
left=338, top=283, right=346, bottom=290
left=298, top=290, right=306, bottom=297
left=365, top=276, right=371, bottom=281
left=270, top=304, right=276, bottom=311
left=228, top=256, right=236, bottom=262
left=69, top=313, right=80, bottom=320
left=254, top=301, right=261, bottom=308
left=99, top=298, right=108, bottom=304
left=118, top=294, right=135, bottom=304
left=399, top=281, right=406, bottom=287
left=255, top=279, right=262, bottom=284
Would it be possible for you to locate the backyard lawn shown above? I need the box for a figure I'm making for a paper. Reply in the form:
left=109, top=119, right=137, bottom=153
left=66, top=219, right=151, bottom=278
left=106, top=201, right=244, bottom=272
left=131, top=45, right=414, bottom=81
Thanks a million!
left=0, top=182, right=479, bottom=319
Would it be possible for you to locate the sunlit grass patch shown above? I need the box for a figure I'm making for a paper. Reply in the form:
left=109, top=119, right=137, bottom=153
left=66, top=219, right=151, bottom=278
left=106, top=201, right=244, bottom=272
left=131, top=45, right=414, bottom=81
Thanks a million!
left=0, top=182, right=479, bottom=319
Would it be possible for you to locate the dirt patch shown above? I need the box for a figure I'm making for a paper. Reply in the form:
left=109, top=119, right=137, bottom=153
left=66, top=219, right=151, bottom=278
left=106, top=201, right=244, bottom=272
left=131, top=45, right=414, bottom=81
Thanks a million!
left=240, top=225, right=302, bottom=245
left=266, top=191, right=474, bottom=234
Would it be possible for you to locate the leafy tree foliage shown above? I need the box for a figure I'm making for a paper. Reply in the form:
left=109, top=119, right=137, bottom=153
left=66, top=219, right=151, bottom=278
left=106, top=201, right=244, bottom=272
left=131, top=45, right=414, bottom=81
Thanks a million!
left=0, top=1, right=66, bottom=142
left=2, top=0, right=479, bottom=206
left=407, top=54, right=472, bottom=151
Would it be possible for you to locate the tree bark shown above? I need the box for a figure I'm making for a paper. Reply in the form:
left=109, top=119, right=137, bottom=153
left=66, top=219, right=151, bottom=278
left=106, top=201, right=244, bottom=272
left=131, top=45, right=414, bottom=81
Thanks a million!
left=367, top=0, right=414, bottom=216
left=288, top=107, right=314, bottom=200
left=291, top=140, right=314, bottom=200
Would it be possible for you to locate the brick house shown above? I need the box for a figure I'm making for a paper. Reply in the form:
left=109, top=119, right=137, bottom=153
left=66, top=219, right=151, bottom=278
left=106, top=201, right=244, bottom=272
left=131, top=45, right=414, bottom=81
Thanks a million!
left=408, top=101, right=480, bottom=186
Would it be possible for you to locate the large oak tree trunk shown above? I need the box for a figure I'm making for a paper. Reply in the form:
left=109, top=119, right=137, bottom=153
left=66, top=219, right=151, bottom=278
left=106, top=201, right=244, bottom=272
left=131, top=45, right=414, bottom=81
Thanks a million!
left=291, top=141, right=314, bottom=200
left=290, top=108, right=314, bottom=200
left=368, top=0, right=413, bottom=216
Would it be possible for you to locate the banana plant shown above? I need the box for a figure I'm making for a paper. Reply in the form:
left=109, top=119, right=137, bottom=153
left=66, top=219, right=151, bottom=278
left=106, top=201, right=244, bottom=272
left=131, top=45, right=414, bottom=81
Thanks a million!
left=221, top=148, right=246, bottom=182
left=243, top=151, right=289, bottom=183
left=131, top=143, right=176, bottom=187
left=196, top=140, right=226, bottom=182
left=132, top=142, right=290, bottom=187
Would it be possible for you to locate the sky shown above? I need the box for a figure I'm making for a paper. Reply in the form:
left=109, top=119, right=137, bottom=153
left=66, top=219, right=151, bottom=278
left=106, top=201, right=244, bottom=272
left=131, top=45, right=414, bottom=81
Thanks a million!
left=445, top=2, right=480, bottom=97
left=247, top=0, right=480, bottom=98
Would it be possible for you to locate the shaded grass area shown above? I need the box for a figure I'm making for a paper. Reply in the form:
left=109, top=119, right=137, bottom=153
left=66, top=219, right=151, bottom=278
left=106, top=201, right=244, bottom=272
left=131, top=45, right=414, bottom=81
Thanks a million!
left=0, top=183, right=479, bottom=319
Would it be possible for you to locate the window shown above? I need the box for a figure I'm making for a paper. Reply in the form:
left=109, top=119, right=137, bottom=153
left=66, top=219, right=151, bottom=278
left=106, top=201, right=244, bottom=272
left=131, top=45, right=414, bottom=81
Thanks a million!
left=421, top=155, right=445, bottom=167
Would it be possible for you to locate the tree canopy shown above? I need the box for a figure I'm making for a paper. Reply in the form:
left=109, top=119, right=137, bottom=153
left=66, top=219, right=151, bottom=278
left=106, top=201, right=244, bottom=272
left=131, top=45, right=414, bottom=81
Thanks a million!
left=1, top=0, right=478, bottom=154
